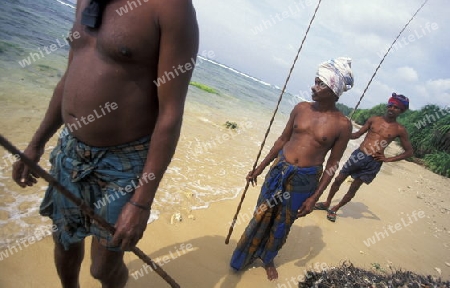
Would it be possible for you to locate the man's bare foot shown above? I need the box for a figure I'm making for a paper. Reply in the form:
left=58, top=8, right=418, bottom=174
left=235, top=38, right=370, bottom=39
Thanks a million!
left=264, top=262, right=278, bottom=280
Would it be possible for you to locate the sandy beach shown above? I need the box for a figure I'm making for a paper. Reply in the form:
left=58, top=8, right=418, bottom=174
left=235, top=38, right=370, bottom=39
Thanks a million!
left=1, top=104, right=450, bottom=287
left=0, top=50, right=449, bottom=288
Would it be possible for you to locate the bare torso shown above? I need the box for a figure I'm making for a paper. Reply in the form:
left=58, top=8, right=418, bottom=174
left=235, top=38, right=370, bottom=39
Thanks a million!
left=283, top=102, right=350, bottom=167
left=63, top=0, right=161, bottom=146
left=359, top=116, right=402, bottom=155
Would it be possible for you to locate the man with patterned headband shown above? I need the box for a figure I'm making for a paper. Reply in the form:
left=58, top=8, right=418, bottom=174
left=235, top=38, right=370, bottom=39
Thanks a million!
left=315, top=93, right=414, bottom=222
left=230, top=57, right=354, bottom=280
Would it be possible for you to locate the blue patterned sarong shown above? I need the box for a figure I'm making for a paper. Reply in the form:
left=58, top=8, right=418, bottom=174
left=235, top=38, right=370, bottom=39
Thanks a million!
left=40, top=130, right=150, bottom=251
left=230, top=151, right=322, bottom=270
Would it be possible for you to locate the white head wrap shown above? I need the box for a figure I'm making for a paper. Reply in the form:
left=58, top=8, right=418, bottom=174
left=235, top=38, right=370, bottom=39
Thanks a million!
left=316, top=57, right=354, bottom=97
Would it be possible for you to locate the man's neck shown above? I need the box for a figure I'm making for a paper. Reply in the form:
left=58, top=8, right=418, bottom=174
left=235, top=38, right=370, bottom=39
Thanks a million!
left=312, top=101, right=336, bottom=112
left=383, top=115, right=398, bottom=123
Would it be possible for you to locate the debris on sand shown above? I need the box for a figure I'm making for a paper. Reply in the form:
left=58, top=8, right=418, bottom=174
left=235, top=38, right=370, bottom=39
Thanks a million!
left=298, top=261, right=450, bottom=288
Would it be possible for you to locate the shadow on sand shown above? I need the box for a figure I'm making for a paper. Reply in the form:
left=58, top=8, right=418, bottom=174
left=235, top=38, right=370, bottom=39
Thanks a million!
left=125, top=224, right=326, bottom=287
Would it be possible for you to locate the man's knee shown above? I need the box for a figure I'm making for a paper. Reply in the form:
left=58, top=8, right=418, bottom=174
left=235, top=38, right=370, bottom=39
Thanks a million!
left=90, top=261, right=128, bottom=283
left=350, top=178, right=364, bottom=189
left=90, top=245, right=125, bottom=280
left=90, top=261, right=117, bottom=280
left=90, top=265, right=107, bottom=280
left=333, top=173, right=347, bottom=185
left=346, top=181, right=363, bottom=197
left=346, top=189, right=358, bottom=198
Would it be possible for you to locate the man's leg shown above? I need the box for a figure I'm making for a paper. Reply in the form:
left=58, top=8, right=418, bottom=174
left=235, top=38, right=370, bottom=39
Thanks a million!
left=90, top=237, right=128, bottom=288
left=329, top=178, right=364, bottom=212
left=316, top=173, right=348, bottom=209
left=53, top=237, right=85, bottom=288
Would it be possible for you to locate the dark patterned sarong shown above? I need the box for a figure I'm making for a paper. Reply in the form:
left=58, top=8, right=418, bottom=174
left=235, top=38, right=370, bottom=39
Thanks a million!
left=40, top=130, right=150, bottom=250
left=230, top=151, right=322, bottom=270
left=340, top=148, right=382, bottom=184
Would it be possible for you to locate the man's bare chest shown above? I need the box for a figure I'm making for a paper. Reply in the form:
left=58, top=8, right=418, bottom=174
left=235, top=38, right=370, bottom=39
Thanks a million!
left=71, top=2, right=158, bottom=64
left=370, top=121, right=398, bottom=139
left=293, top=114, right=339, bottom=145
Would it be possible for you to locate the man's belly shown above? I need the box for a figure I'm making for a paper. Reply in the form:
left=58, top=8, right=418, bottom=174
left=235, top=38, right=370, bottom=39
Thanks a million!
left=359, top=141, right=387, bottom=156
left=282, top=141, right=326, bottom=167
left=62, top=106, right=155, bottom=147
left=61, top=59, right=158, bottom=146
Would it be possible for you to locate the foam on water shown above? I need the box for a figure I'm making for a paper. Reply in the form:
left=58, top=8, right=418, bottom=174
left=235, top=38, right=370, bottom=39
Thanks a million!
left=55, top=0, right=76, bottom=9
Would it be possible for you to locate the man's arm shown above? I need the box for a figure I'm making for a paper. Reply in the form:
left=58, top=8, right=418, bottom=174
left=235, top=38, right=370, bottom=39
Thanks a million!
left=112, top=0, right=199, bottom=250
left=12, top=50, right=73, bottom=187
left=374, top=126, right=414, bottom=162
left=246, top=103, right=298, bottom=186
left=297, top=118, right=352, bottom=217
left=350, top=116, right=373, bottom=139
left=130, top=2, right=199, bottom=206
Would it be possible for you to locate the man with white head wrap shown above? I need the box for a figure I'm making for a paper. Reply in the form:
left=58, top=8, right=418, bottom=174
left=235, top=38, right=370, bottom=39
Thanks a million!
left=230, top=58, right=354, bottom=280
left=316, top=57, right=354, bottom=99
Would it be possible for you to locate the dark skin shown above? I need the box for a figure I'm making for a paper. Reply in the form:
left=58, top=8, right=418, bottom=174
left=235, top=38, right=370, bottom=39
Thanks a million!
left=246, top=77, right=352, bottom=280
left=12, top=0, right=199, bottom=287
left=317, top=103, right=414, bottom=217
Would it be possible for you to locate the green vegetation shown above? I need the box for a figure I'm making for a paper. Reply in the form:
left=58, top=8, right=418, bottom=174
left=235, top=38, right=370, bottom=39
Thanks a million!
left=336, top=103, right=353, bottom=117
left=225, top=121, right=238, bottom=130
left=351, top=104, right=386, bottom=124
left=353, top=104, right=450, bottom=177
left=189, top=81, right=218, bottom=94
left=424, top=152, right=450, bottom=177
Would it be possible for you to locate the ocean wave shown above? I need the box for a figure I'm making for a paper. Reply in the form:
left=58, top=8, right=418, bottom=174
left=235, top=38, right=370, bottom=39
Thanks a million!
left=54, top=0, right=75, bottom=9
left=197, top=56, right=276, bottom=89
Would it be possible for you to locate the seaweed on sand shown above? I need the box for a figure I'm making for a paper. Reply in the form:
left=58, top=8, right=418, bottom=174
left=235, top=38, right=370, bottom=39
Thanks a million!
left=298, top=261, right=450, bottom=288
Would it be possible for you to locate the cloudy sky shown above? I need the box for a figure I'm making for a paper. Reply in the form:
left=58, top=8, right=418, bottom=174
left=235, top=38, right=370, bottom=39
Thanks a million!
left=192, top=0, right=449, bottom=110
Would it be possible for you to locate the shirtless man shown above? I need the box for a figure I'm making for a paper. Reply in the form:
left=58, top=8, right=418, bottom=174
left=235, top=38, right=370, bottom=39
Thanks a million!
left=12, top=0, right=199, bottom=287
left=230, top=58, right=354, bottom=280
left=315, top=93, right=414, bottom=222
